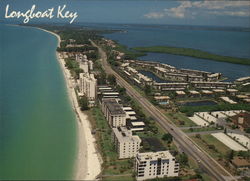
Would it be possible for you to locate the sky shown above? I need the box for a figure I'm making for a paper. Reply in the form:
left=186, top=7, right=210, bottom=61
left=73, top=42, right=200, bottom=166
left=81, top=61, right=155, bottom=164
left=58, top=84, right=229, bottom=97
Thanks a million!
left=0, top=0, right=250, bottom=27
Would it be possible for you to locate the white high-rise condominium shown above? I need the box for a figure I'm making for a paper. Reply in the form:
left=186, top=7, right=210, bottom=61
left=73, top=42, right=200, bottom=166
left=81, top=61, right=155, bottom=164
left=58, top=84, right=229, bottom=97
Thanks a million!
left=135, top=151, right=179, bottom=181
left=79, top=73, right=97, bottom=100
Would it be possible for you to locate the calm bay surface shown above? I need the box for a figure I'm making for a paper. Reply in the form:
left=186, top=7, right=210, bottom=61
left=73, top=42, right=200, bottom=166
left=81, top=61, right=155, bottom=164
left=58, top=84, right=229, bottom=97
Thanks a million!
left=100, top=24, right=250, bottom=80
left=0, top=25, right=77, bottom=179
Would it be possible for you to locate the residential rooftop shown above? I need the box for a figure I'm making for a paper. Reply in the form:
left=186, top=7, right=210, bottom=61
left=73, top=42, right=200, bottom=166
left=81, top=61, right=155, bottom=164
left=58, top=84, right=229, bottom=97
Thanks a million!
left=137, top=151, right=174, bottom=161
left=189, top=90, right=200, bottom=94
left=213, top=89, right=225, bottom=93
left=113, top=127, right=141, bottom=143
left=103, top=99, right=126, bottom=115
left=236, top=76, right=250, bottom=82
left=220, top=97, right=237, bottom=104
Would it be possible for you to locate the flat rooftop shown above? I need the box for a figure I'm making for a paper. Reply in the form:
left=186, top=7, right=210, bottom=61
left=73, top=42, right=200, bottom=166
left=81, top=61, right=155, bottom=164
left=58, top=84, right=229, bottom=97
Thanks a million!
left=131, top=127, right=144, bottom=131
left=176, top=91, right=186, bottom=95
left=126, top=111, right=136, bottom=115
left=133, top=78, right=141, bottom=84
left=137, top=150, right=174, bottom=161
left=154, top=96, right=170, bottom=100
left=243, top=82, right=250, bottom=86
left=236, top=76, right=250, bottom=82
left=201, top=90, right=213, bottom=94
left=102, top=92, right=119, bottom=95
left=192, top=81, right=232, bottom=85
left=189, top=90, right=200, bottom=94
left=236, top=95, right=248, bottom=99
left=123, top=107, right=133, bottom=111
left=220, top=97, right=237, bottom=104
left=155, top=66, right=167, bottom=73
left=131, top=121, right=145, bottom=126
left=227, top=89, right=238, bottom=92
left=113, top=127, right=141, bottom=143
left=103, top=99, right=126, bottom=115
left=244, top=99, right=250, bottom=103
left=213, top=89, right=225, bottom=93
left=98, top=87, right=112, bottom=90
left=138, top=73, right=152, bottom=82
left=130, top=116, right=137, bottom=121
left=154, top=82, right=188, bottom=85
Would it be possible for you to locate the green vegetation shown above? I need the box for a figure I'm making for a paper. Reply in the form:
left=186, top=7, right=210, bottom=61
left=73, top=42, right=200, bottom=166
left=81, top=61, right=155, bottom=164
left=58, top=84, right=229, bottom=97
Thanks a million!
left=240, top=84, right=250, bottom=92
left=89, top=107, right=133, bottom=179
left=134, top=46, right=250, bottom=65
left=103, top=41, right=145, bottom=60
left=64, top=58, right=83, bottom=79
left=144, top=84, right=152, bottom=96
left=191, top=134, right=231, bottom=159
left=57, top=46, right=97, bottom=53
left=35, top=24, right=115, bottom=45
left=148, top=177, right=181, bottom=181
left=162, top=133, right=173, bottom=144
left=245, top=128, right=250, bottom=133
left=178, top=152, right=189, bottom=166
left=114, top=43, right=146, bottom=60
left=102, top=175, right=134, bottom=181
left=166, top=113, right=197, bottom=127
left=183, top=127, right=217, bottom=133
left=107, top=74, right=117, bottom=86
left=79, top=96, right=89, bottom=111
left=180, top=103, right=250, bottom=116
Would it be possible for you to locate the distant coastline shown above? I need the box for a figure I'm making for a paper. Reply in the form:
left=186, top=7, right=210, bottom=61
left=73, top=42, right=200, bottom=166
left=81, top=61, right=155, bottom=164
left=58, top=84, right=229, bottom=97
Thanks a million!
left=134, top=46, right=250, bottom=66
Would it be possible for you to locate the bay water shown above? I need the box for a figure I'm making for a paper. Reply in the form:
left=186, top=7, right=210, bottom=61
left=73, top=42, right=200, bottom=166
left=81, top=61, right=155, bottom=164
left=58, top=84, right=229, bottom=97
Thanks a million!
left=100, top=24, right=250, bottom=80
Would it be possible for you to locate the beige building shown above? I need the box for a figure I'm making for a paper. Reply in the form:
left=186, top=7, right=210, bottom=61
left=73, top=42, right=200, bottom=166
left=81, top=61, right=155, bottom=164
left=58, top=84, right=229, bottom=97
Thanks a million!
left=135, top=151, right=179, bottom=181
left=112, top=127, right=141, bottom=159
left=80, top=61, right=89, bottom=73
left=79, top=73, right=97, bottom=101
left=101, top=99, right=126, bottom=127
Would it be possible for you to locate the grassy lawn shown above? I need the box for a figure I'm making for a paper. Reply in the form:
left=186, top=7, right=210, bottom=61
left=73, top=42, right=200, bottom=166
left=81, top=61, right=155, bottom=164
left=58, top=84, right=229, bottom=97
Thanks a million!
left=88, top=107, right=134, bottom=179
left=103, top=175, right=134, bottom=181
left=103, top=159, right=133, bottom=175
left=190, top=134, right=231, bottom=159
left=166, top=112, right=197, bottom=127
left=201, top=173, right=213, bottom=181
left=183, top=127, right=218, bottom=133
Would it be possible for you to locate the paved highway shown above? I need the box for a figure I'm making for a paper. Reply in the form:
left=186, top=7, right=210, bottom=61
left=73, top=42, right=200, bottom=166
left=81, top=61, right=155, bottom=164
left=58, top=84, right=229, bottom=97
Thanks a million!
left=91, top=40, right=237, bottom=181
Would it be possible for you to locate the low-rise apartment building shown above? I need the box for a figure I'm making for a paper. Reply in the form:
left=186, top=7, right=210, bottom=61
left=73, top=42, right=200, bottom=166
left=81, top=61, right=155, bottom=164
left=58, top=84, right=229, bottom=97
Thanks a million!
left=153, top=82, right=188, bottom=91
left=191, top=81, right=234, bottom=89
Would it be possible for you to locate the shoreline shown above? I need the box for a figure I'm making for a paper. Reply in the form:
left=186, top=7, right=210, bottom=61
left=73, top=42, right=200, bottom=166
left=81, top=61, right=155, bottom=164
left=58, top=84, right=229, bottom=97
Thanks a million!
left=134, top=46, right=250, bottom=66
left=39, top=28, right=102, bottom=180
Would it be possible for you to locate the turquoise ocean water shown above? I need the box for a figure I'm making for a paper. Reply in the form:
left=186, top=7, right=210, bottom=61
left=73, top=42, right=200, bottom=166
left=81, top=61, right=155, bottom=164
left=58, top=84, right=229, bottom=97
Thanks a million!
left=0, top=25, right=77, bottom=180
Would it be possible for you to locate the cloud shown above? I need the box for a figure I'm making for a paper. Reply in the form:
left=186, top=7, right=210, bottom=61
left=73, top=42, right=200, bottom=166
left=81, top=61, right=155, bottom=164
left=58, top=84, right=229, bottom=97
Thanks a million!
left=192, top=1, right=250, bottom=9
left=164, top=1, right=192, bottom=19
left=144, top=1, right=250, bottom=19
left=144, top=12, right=165, bottom=19
left=209, top=10, right=250, bottom=17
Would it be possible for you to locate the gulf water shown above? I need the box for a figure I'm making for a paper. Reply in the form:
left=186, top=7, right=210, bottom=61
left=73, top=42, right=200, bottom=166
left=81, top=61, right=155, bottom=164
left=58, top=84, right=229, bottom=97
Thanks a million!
left=98, top=24, right=250, bottom=81
left=0, top=25, right=77, bottom=179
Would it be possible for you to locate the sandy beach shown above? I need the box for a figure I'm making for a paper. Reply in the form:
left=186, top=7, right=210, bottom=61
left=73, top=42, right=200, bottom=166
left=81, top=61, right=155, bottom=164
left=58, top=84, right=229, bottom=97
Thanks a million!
left=40, top=28, right=102, bottom=180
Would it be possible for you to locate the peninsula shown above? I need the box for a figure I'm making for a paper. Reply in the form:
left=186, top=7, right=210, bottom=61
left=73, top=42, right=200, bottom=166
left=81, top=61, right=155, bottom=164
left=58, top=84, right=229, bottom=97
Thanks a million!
left=134, top=46, right=250, bottom=65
